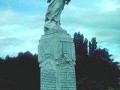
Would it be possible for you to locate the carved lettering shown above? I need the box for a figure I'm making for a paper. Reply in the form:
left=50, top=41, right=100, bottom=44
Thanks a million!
left=41, top=69, right=56, bottom=90
left=60, top=67, right=76, bottom=90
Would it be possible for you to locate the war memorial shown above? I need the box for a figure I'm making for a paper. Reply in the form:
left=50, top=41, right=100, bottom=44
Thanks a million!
left=38, top=0, right=76, bottom=90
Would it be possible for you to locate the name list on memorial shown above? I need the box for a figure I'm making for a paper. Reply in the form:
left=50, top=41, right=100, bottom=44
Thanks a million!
left=60, top=67, right=76, bottom=90
left=41, top=68, right=57, bottom=90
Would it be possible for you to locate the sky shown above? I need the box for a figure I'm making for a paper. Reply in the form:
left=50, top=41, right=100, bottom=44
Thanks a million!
left=0, top=0, right=120, bottom=62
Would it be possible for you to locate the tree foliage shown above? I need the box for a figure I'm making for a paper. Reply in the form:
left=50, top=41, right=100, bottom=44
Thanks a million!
left=0, top=52, right=39, bottom=90
left=74, top=32, right=120, bottom=90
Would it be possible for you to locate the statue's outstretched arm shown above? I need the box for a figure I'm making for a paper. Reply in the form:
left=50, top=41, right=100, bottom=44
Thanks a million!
left=47, top=0, right=51, bottom=3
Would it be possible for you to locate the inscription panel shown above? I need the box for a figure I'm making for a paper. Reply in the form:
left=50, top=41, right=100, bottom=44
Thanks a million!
left=41, top=69, right=57, bottom=90
left=60, top=67, right=76, bottom=90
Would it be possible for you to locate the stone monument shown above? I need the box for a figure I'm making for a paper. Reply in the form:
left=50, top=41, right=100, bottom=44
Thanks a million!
left=38, top=0, right=76, bottom=90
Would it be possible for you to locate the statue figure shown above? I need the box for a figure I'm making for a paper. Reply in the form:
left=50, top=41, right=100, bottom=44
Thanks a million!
left=44, top=0, right=71, bottom=32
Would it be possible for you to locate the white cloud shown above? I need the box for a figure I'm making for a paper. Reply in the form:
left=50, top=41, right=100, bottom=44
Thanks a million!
left=0, top=9, right=44, bottom=58
left=0, top=9, right=44, bottom=26
left=102, top=0, right=120, bottom=12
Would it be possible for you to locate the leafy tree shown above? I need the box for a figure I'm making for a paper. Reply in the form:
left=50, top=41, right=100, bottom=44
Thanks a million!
left=74, top=32, right=120, bottom=90
left=0, top=51, right=39, bottom=90
left=89, top=37, right=97, bottom=56
left=74, top=32, right=88, bottom=57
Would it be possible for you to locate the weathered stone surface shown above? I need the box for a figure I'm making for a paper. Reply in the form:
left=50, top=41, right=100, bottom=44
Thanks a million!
left=44, top=0, right=71, bottom=33
left=38, top=31, right=76, bottom=90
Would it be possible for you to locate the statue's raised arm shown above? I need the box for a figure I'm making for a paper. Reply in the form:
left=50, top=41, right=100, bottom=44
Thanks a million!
left=65, top=0, right=71, bottom=5
left=47, top=0, right=51, bottom=3
left=44, top=0, right=71, bottom=32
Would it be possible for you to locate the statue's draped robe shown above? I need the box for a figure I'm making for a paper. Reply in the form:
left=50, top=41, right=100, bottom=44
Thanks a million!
left=45, top=0, right=65, bottom=23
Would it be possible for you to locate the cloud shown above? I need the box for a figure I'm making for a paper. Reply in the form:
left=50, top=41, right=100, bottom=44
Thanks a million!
left=0, top=10, right=44, bottom=26
left=0, top=0, right=47, bottom=19
left=62, top=1, right=120, bottom=29
left=0, top=9, right=44, bottom=58
left=102, top=0, right=120, bottom=12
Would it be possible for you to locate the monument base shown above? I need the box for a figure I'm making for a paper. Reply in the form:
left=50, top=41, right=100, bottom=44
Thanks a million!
left=38, top=29, right=76, bottom=90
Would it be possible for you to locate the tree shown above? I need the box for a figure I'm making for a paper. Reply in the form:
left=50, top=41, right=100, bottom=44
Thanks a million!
left=89, top=37, right=97, bottom=56
left=74, top=32, right=120, bottom=90
left=0, top=51, right=40, bottom=90
left=74, top=32, right=88, bottom=57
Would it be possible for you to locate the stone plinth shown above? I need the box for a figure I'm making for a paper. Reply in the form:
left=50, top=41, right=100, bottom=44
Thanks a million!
left=38, top=30, right=76, bottom=90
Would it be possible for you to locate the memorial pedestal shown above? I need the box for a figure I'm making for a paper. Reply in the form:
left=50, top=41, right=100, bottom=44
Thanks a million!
left=38, top=30, right=76, bottom=90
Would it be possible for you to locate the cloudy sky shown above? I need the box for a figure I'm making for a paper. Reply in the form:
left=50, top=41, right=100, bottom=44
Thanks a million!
left=0, top=0, right=120, bottom=62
